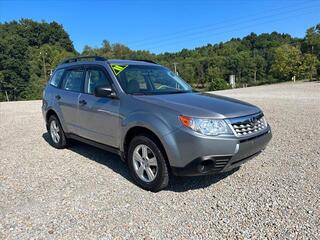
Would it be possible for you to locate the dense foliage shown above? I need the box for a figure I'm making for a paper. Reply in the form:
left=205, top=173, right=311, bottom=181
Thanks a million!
left=0, top=19, right=75, bottom=100
left=0, top=19, right=319, bottom=101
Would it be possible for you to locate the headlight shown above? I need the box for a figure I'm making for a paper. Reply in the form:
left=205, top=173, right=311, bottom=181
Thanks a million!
left=179, top=115, right=232, bottom=136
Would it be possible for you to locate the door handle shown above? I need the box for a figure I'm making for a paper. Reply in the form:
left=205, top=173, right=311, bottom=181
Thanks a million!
left=55, top=95, right=61, bottom=100
left=79, top=99, right=87, bottom=106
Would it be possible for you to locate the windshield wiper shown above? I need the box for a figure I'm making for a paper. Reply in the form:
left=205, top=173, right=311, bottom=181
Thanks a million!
left=131, top=92, right=147, bottom=95
left=165, top=90, right=190, bottom=94
left=131, top=91, right=191, bottom=95
left=131, top=92, right=157, bottom=95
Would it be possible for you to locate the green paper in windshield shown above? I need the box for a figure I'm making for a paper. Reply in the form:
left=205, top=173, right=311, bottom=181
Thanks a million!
left=111, top=64, right=128, bottom=75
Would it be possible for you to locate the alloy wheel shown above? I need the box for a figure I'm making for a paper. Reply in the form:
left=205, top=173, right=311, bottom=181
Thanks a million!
left=50, top=120, right=60, bottom=144
left=132, top=144, right=158, bottom=182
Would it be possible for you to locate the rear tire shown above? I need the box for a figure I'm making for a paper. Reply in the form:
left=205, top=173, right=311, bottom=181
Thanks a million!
left=47, top=115, right=68, bottom=149
left=127, top=134, right=169, bottom=192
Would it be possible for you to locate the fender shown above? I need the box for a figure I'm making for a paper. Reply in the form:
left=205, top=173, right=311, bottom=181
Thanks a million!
left=120, top=111, right=177, bottom=152
left=44, top=106, right=69, bottom=133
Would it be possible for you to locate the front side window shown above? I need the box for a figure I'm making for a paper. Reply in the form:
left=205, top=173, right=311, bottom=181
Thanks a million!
left=61, top=69, right=85, bottom=92
left=84, top=69, right=111, bottom=94
left=49, top=69, right=64, bottom=87
left=112, top=65, right=192, bottom=95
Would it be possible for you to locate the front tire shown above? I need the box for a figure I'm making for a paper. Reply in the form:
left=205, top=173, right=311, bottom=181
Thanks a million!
left=48, top=115, right=68, bottom=149
left=127, top=135, right=169, bottom=192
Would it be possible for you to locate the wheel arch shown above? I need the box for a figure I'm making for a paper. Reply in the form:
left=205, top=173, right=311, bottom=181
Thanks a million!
left=123, top=126, right=170, bottom=169
left=45, top=109, right=67, bottom=132
left=46, top=109, right=57, bottom=121
left=45, top=109, right=58, bottom=128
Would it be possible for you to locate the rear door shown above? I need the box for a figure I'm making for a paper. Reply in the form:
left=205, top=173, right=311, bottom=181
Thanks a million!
left=77, top=65, right=121, bottom=147
left=58, top=67, right=85, bottom=133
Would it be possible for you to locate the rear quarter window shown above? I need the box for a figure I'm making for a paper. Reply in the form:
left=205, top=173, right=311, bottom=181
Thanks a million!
left=49, top=69, right=64, bottom=87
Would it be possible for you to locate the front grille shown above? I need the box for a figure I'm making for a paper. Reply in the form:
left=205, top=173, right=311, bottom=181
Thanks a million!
left=229, top=113, right=267, bottom=137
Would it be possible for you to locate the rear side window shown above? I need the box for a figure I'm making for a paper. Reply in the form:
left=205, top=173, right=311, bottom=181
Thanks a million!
left=61, top=69, right=85, bottom=92
left=49, top=69, right=64, bottom=87
left=84, top=69, right=111, bottom=94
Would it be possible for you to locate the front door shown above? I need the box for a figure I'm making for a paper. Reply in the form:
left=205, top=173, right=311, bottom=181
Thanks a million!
left=76, top=66, right=121, bottom=148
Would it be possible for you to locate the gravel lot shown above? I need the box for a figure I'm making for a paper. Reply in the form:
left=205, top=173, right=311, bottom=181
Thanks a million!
left=0, top=81, right=319, bottom=239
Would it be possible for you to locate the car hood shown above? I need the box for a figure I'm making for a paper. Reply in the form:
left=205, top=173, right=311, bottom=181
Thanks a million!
left=133, top=92, right=261, bottom=119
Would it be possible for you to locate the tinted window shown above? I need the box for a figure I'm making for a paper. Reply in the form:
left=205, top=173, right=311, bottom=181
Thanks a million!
left=125, top=70, right=147, bottom=90
left=62, top=69, right=85, bottom=92
left=84, top=69, right=111, bottom=94
left=49, top=69, right=64, bottom=87
left=114, top=65, right=192, bottom=94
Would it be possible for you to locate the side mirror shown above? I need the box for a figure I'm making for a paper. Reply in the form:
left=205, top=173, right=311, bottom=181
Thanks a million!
left=94, top=86, right=117, bottom=98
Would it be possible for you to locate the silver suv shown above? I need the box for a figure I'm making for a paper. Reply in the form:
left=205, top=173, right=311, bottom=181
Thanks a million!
left=42, top=56, right=272, bottom=191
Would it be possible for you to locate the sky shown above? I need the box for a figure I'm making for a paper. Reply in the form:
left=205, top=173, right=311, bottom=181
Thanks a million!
left=0, top=0, right=319, bottom=54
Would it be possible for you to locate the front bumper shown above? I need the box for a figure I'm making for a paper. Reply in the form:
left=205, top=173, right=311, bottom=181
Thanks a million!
left=168, top=126, right=272, bottom=176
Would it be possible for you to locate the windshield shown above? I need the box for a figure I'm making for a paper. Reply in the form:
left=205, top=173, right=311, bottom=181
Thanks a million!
left=111, top=64, right=192, bottom=95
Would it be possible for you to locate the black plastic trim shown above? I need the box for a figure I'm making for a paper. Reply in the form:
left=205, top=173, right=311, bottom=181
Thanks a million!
left=171, top=155, right=232, bottom=176
left=66, top=133, right=125, bottom=161
left=130, top=59, right=157, bottom=64
left=60, top=56, right=107, bottom=65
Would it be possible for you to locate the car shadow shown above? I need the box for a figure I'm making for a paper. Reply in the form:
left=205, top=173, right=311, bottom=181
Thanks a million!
left=42, top=132, right=132, bottom=182
left=42, top=133, right=239, bottom=192
left=166, top=168, right=238, bottom=192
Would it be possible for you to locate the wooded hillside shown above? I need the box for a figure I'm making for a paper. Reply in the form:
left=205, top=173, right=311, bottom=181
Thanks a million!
left=0, top=19, right=319, bottom=101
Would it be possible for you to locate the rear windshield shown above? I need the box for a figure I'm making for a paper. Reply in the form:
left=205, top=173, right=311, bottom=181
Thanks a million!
left=111, top=64, right=192, bottom=95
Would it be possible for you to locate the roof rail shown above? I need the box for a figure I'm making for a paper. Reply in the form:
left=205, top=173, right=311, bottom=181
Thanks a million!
left=131, top=59, right=158, bottom=64
left=60, top=56, right=107, bottom=64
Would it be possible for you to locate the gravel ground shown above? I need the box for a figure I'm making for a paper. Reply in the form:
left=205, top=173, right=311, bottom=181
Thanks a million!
left=0, top=81, right=319, bottom=239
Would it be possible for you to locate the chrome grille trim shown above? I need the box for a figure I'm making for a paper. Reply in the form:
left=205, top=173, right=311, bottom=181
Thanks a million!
left=226, top=112, right=267, bottom=137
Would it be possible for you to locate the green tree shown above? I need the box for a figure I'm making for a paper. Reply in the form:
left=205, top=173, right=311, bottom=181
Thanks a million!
left=299, top=54, right=319, bottom=80
left=208, top=78, right=230, bottom=91
left=0, top=19, right=75, bottom=100
left=22, top=44, right=75, bottom=100
left=252, top=54, right=267, bottom=82
left=271, top=44, right=302, bottom=81
left=304, top=24, right=320, bottom=57
left=179, top=63, right=196, bottom=84
left=228, top=51, right=254, bottom=82
left=0, top=29, right=30, bottom=100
